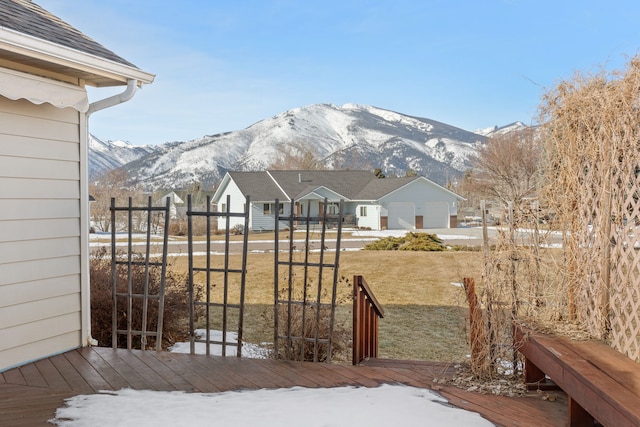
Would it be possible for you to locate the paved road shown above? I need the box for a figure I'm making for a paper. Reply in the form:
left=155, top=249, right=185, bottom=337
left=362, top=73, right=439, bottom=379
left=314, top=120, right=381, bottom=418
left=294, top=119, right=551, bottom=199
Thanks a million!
left=90, top=227, right=562, bottom=255
left=91, top=235, right=379, bottom=256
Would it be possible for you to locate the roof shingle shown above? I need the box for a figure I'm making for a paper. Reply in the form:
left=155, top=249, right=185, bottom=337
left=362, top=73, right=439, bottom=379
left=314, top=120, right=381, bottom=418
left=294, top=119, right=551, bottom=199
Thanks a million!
left=0, top=0, right=136, bottom=67
left=267, top=170, right=374, bottom=200
left=228, top=171, right=288, bottom=202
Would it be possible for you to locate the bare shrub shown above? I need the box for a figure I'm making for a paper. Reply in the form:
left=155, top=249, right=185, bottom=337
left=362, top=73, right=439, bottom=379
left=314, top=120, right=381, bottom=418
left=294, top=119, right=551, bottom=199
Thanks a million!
left=90, top=247, right=197, bottom=349
left=232, top=224, right=244, bottom=235
left=268, top=278, right=351, bottom=363
left=169, top=216, right=211, bottom=236
left=271, top=304, right=349, bottom=362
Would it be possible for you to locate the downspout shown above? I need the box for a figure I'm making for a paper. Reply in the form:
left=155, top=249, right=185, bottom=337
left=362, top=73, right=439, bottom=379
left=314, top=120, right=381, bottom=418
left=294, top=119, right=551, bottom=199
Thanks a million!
left=82, top=78, right=139, bottom=347
left=87, top=78, right=138, bottom=116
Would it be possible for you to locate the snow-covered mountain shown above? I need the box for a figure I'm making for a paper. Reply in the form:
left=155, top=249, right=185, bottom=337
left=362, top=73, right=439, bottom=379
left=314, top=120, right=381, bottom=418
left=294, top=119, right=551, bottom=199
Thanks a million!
left=474, top=121, right=528, bottom=138
left=113, top=104, right=493, bottom=191
left=89, top=134, right=158, bottom=179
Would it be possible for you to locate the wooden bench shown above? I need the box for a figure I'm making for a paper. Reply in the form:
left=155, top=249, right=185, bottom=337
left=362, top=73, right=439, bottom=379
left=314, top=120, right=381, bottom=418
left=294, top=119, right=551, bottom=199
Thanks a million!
left=515, top=326, right=640, bottom=427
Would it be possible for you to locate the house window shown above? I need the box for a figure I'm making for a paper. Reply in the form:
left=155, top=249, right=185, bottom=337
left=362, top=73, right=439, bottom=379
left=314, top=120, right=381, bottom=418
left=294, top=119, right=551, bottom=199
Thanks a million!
left=326, top=203, right=339, bottom=215
left=221, top=203, right=227, bottom=213
left=360, top=206, right=367, bottom=217
left=263, top=203, right=284, bottom=215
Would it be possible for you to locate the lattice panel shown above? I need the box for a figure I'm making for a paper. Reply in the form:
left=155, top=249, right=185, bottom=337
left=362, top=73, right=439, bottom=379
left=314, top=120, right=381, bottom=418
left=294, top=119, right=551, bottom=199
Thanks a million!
left=607, top=155, right=640, bottom=361
left=548, top=90, right=640, bottom=360
left=571, top=154, right=612, bottom=340
left=562, top=148, right=640, bottom=359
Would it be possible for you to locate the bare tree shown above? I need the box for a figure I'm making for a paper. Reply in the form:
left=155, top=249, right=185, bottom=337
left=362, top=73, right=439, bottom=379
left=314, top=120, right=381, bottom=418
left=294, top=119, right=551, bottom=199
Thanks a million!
left=462, top=128, right=541, bottom=209
left=89, top=168, right=141, bottom=232
left=269, top=143, right=327, bottom=170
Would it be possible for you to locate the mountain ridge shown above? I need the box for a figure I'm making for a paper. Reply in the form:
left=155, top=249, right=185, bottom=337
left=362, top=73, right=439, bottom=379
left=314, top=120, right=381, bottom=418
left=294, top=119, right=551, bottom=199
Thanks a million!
left=89, top=103, right=527, bottom=190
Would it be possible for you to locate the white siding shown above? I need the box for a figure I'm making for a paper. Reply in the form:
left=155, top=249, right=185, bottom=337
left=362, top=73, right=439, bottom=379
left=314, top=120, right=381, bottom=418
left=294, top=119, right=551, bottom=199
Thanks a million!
left=0, top=95, right=84, bottom=371
left=215, top=179, right=247, bottom=231
left=422, top=202, right=450, bottom=228
left=298, top=199, right=321, bottom=217
left=387, top=203, right=415, bottom=229
left=251, top=202, right=291, bottom=231
left=380, top=178, right=460, bottom=230
left=355, top=203, right=379, bottom=230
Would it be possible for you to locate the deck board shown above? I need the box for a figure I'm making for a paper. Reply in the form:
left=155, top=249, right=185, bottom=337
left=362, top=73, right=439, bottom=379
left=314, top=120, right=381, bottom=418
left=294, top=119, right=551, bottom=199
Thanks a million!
left=146, top=350, right=225, bottom=393
left=16, top=362, right=48, bottom=388
left=218, top=357, right=294, bottom=389
left=96, top=349, right=177, bottom=392
left=33, top=358, right=71, bottom=391
left=48, top=352, right=93, bottom=394
left=89, top=347, right=155, bottom=391
left=1, top=367, right=26, bottom=386
left=75, top=347, right=130, bottom=390
left=250, top=358, right=325, bottom=388
left=63, top=350, right=113, bottom=392
left=0, top=347, right=568, bottom=426
left=128, top=350, right=198, bottom=392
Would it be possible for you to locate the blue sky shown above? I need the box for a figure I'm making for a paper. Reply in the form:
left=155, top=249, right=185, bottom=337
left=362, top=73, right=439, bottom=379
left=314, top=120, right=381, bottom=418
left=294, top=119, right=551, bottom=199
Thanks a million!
left=37, top=1, right=640, bottom=146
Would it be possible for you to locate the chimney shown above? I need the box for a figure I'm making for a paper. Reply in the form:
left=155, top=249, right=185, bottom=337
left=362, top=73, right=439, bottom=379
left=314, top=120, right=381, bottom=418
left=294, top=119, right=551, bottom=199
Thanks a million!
left=298, top=173, right=302, bottom=183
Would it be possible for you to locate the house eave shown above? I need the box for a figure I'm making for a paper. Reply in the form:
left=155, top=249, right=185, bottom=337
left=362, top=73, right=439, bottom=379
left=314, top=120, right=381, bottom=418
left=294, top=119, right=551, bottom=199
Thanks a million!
left=378, top=176, right=465, bottom=202
left=296, top=186, right=349, bottom=201
left=0, top=27, right=155, bottom=87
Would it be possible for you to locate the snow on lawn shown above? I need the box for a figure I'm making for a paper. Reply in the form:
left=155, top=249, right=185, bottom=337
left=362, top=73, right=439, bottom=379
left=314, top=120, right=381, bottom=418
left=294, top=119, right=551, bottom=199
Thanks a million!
left=50, top=384, right=494, bottom=427
left=169, top=329, right=270, bottom=359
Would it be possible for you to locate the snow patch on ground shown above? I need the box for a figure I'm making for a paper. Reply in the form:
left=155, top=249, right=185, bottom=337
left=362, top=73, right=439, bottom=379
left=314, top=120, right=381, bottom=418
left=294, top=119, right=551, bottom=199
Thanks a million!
left=50, top=384, right=495, bottom=427
left=169, top=329, right=270, bottom=359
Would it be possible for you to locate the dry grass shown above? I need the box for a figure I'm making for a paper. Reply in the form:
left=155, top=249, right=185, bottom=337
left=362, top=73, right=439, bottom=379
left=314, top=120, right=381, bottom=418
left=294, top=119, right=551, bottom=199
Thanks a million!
left=170, top=250, right=483, bottom=362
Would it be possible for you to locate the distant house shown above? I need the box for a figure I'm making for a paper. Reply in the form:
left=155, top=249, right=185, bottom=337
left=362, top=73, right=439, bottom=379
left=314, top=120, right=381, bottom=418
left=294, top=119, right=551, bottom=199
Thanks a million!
left=212, top=170, right=464, bottom=231
left=157, top=191, right=185, bottom=219
left=0, top=0, right=153, bottom=371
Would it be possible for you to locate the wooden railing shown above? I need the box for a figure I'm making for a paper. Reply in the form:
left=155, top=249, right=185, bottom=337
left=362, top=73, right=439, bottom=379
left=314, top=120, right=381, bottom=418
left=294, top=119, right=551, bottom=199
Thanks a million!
left=352, top=275, right=385, bottom=365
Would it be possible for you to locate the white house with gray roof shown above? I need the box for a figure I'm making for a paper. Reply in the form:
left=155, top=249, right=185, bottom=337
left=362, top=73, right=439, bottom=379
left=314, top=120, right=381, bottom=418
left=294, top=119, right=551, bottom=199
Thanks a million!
left=0, top=0, right=154, bottom=371
left=212, top=170, right=464, bottom=231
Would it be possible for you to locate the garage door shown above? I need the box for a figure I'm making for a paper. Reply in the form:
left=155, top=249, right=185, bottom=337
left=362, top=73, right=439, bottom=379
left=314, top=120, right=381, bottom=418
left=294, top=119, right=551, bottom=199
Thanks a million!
left=387, top=203, right=415, bottom=229
left=422, top=202, right=449, bottom=228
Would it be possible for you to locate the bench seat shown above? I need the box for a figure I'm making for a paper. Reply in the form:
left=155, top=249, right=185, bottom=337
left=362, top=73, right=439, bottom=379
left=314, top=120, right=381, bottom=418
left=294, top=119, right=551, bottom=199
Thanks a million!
left=515, top=326, right=640, bottom=427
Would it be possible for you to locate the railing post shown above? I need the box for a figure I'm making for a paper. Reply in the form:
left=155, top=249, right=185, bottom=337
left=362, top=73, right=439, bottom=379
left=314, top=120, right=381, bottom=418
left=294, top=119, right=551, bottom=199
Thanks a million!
left=353, top=275, right=362, bottom=365
left=352, top=275, right=384, bottom=365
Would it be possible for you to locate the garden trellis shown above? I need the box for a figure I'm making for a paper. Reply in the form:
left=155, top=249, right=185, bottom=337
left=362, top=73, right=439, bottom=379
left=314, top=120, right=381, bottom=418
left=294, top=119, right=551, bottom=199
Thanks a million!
left=110, top=196, right=171, bottom=351
left=273, top=198, right=345, bottom=363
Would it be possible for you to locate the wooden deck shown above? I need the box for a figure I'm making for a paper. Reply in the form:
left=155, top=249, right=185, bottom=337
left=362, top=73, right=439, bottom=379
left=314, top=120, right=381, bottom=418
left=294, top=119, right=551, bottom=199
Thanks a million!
left=0, top=347, right=567, bottom=426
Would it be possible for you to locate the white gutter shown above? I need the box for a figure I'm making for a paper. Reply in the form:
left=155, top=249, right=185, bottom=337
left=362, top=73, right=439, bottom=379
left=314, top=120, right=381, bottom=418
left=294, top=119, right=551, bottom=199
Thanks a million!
left=87, top=78, right=138, bottom=116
